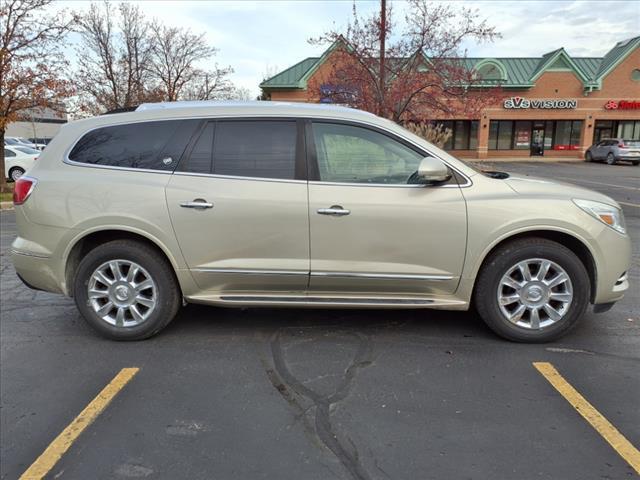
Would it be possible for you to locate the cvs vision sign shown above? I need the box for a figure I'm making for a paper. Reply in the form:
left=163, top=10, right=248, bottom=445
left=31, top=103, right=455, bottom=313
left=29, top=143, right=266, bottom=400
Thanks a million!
left=504, top=97, right=577, bottom=109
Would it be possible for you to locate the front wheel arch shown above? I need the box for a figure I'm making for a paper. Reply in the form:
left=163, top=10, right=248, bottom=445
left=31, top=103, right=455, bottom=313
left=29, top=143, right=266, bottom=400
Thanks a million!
left=471, top=230, right=597, bottom=305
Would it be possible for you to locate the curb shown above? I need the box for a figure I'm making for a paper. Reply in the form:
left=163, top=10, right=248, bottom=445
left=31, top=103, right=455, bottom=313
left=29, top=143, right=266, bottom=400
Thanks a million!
left=0, top=201, right=14, bottom=211
left=466, top=157, right=584, bottom=163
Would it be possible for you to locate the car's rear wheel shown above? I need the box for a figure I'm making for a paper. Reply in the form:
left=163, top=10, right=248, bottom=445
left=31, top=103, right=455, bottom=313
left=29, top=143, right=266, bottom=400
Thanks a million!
left=606, top=153, right=616, bottom=165
left=475, top=238, right=589, bottom=342
left=73, top=240, right=181, bottom=340
left=585, top=152, right=592, bottom=162
left=9, top=167, right=25, bottom=182
left=632, top=161, right=639, bottom=166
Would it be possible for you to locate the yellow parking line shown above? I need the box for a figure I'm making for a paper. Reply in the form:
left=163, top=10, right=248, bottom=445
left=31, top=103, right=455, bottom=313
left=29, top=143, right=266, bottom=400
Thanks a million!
left=533, top=362, right=640, bottom=474
left=19, top=367, right=139, bottom=480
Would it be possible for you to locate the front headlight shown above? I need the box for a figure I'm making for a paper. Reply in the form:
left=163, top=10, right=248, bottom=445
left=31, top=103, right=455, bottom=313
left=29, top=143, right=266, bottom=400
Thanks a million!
left=573, top=199, right=626, bottom=234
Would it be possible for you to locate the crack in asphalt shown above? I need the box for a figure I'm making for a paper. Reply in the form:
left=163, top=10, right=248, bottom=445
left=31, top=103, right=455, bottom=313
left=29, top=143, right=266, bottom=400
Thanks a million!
left=267, top=329, right=374, bottom=480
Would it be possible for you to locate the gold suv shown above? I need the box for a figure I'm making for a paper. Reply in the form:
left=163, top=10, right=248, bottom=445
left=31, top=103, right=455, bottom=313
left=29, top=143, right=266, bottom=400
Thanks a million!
left=10, top=102, right=631, bottom=342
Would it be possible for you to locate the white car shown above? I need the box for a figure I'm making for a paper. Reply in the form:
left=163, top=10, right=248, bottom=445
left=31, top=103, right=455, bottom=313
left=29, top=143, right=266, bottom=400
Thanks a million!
left=5, top=137, right=37, bottom=148
left=4, top=145, right=40, bottom=181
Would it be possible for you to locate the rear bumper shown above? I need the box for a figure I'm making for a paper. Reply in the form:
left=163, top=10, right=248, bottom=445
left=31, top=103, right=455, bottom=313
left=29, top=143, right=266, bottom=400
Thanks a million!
left=617, top=155, right=640, bottom=161
left=10, top=247, right=64, bottom=295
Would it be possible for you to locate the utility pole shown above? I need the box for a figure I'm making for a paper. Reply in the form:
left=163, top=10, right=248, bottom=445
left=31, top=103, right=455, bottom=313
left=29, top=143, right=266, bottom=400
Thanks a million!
left=378, top=0, right=386, bottom=117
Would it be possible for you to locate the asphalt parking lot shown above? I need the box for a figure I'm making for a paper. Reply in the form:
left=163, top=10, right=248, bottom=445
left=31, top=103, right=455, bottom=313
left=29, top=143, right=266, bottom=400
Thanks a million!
left=1, top=160, right=638, bottom=480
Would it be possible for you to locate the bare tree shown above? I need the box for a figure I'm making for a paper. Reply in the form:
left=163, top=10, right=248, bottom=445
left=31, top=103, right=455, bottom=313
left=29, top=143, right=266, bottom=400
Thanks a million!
left=148, top=23, right=233, bottom=102
left=0, top=0, right=74, bottom=192
left=180, top=69, right=234, bottom=101
left=309, top=0, right=502, bottom=123
left=75, top=2, right=159, bottom=115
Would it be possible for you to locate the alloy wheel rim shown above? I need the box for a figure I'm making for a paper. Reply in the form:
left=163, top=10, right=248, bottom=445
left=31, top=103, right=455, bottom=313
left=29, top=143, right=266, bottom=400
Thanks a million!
left=88, top=259, right=157, bottom=327
left=497, top=258, right=573, bottom=330
left=11, top=169, right=24, bottom=181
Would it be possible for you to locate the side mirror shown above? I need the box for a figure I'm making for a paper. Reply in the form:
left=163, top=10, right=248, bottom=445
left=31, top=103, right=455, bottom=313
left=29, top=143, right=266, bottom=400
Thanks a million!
left=415, top=156, right=451, bottom=184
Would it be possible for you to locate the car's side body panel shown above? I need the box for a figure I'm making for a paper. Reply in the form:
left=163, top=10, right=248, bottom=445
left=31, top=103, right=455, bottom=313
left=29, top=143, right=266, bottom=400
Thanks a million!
left=307, top=181, right=467, bottom=295
left=9, top=102, right=632, bottom=316
left=165, top=173, right=310, bottom=294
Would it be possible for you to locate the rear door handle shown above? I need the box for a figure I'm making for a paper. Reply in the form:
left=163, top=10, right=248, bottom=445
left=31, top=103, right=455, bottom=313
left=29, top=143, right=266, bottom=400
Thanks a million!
left=317, top=205, right=350, bottom=216
left=180, top=199, right=213, bottom=210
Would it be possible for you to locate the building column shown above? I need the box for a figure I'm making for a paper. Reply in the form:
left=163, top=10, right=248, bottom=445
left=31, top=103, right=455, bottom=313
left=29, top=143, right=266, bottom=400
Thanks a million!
left=478, top=112, right=490, bottom=159
left=581, top=115, right=595, bottom=156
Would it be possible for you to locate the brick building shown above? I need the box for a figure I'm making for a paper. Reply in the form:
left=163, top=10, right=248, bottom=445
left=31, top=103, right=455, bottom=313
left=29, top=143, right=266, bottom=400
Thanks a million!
left=260, top=36, right=640, bottom=159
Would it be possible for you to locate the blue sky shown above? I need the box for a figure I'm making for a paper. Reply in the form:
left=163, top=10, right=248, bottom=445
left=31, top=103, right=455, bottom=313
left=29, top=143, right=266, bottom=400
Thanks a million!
left=55, top=0, right=639, bottom=97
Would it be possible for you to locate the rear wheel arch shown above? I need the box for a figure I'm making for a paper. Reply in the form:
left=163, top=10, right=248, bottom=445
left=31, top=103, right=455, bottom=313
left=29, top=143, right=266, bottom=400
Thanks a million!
left=65, top=229, right=181, bottom=298
left=471, top=230, right=597, bottom=304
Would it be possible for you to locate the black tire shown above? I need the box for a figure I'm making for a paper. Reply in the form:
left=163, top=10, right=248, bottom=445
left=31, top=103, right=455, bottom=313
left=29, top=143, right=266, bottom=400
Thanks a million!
left=73, top=240, right=181, bottom=340
left=632, top=161, right=639, bottom=166
left=9, top=167, right=25, bottom=182
left=474, top=238, right=589, bottom=343
left=584, top=152, right=592, bottom=162
left=606, top=153, right=616, bottom=165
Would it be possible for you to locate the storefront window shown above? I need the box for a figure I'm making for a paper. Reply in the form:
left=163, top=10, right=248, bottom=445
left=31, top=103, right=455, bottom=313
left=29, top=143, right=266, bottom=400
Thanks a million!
left=544, top=121, right=554, bottom=148
left=489, top=120, right=583, bottom=151
left=570, top=121, right=582, bottom=145
left=555, top=121, right=573, bottom=146
left=497, top=121, right=513, bottom=149
left=489, top=120, right=513, bottom=150
left=469, top=121, right=479, bottom=150
left=618, top=120, right=640, bottom=140
left=489, top=121, right=515, bottom=150
left=554, top=120, right=582, bottom=149
left=513, top=121, right=532, bottom=150
left=454, top=121, right=470, bottom=150
left=432, top=120, right=478, bottom=150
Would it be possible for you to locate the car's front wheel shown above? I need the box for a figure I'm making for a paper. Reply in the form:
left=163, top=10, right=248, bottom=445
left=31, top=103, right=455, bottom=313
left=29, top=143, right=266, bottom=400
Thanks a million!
left=475, top=238, right=589, bottom=342
left=73, top=240, right=181, bottom=340
left=585, top=151, right=592, bottom=162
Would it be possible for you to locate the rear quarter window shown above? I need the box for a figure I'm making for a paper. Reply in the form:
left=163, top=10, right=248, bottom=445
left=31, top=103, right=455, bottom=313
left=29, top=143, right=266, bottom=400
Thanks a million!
left=68, top=120, right=199, bottom=171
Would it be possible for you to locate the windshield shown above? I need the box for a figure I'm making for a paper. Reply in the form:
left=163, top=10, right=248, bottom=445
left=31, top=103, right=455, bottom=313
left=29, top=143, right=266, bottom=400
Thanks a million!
left=15, top=146, right=40, bottom=155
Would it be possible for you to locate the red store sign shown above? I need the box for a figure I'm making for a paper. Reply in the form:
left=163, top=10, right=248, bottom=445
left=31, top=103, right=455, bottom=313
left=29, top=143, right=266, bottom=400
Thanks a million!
left=604, top=100, right=640, bottom=110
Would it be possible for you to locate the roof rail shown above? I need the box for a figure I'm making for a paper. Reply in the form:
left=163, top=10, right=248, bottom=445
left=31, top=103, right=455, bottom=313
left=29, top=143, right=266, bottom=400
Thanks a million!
left=134, top=100, right=373, bottom=115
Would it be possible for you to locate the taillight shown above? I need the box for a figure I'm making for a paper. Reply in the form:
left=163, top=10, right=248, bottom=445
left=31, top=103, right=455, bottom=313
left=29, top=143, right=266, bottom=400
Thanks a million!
left=13, top=176, right=37, bottom=205
left=619, top=142, right=626, bottom=148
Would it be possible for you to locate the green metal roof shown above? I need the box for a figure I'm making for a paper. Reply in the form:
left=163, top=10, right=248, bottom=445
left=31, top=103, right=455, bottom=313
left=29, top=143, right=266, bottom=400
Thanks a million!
left=261, top=57, right=319, bottom=88
left=596, top=36, right=640, bottom=79
left=260, top=36, right=638, bottom=91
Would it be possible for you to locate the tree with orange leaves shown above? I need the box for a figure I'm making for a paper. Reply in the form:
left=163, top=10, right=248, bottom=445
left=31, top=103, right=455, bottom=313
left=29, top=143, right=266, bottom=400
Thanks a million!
left=0, top=0, right=74, bottom=193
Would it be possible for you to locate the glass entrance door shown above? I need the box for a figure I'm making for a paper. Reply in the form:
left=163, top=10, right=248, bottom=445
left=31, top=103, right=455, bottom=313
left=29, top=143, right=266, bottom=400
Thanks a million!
left=531, top=123, right=545, bottom=156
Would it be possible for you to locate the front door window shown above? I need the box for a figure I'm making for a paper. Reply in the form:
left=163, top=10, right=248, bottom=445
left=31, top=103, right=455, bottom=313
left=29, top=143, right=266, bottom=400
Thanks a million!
left=312, top=122, right=424, bottom=184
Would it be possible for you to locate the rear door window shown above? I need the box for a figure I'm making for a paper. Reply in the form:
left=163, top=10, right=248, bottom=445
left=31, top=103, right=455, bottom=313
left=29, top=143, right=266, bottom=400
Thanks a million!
left=179, top=122, right=215, bottom=174
left=68, top=120, right=199, bottom=171
left=213, top=121, right=297, bottom=180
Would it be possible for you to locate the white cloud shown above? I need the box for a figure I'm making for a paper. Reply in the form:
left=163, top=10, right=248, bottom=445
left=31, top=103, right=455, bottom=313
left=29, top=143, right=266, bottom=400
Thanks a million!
left=53, top=0, right=639, bottom=97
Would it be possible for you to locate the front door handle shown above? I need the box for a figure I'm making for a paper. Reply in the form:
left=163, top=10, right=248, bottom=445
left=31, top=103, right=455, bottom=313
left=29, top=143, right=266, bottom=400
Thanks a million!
left=317, top=205, right=350, bottom=216
left=180, top=199, right=213, bottom=210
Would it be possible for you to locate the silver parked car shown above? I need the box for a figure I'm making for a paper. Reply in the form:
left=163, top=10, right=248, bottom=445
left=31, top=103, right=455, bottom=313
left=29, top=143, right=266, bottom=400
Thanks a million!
left=10, top=102, right=631, bottom=342
left=585, top=138, right=640, bottom=165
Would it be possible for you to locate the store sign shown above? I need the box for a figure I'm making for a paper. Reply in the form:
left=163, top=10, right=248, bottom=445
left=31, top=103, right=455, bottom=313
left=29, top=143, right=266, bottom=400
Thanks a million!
left=503, top=96, right=577, bottom=109
left=604, top=100, right=640, bottom=110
